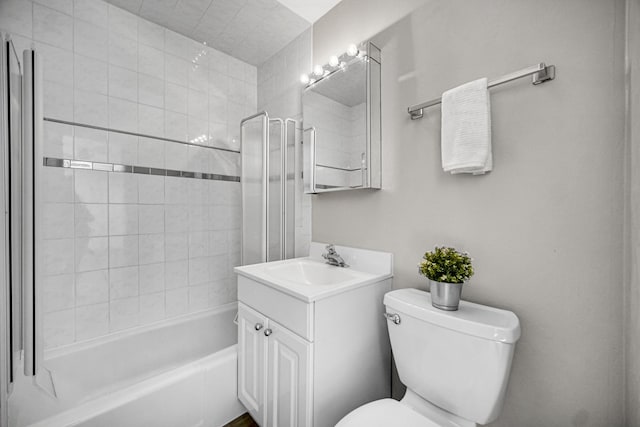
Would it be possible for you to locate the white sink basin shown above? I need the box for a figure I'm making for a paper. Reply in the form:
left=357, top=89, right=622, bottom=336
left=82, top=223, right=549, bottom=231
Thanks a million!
left=234, top=243, right=393, bottom=302
left=264, top=259, right=364, bottom=286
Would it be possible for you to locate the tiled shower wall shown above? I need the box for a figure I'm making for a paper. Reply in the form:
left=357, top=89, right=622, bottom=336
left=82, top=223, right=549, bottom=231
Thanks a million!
left=0, top=0, right=257, bottom=348
left=258, top=29, right=312, bottom=257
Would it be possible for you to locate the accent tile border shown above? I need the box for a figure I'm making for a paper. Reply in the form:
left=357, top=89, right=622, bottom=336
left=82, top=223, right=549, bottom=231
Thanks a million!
left=43, top=157, right=241, bottom=182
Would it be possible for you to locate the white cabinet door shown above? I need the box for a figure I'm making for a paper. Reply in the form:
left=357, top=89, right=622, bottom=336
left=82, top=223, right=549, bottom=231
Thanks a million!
left=238, top=303, right=269, bottom=426
left=266, top=320, right=313, bottom=427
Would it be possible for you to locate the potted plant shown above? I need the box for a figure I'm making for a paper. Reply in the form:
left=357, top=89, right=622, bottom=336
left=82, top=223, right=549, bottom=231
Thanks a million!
left=418, top=246, right=474, bottom=311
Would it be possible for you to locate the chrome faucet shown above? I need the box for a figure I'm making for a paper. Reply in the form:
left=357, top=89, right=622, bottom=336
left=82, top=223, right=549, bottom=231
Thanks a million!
left=322, top=244, right=348, bottom=267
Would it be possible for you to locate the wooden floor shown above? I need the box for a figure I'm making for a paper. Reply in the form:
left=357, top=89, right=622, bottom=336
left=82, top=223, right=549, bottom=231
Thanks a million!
left=223, top=413, right=259, bottom=427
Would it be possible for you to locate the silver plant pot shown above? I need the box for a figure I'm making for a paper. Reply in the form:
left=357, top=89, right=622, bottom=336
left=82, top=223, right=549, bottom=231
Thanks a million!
left=430, top=280, right=463, bottom=311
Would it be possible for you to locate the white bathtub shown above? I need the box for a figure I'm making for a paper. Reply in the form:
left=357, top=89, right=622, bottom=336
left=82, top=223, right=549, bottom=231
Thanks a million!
left=9, top=303, right=244, bottom=427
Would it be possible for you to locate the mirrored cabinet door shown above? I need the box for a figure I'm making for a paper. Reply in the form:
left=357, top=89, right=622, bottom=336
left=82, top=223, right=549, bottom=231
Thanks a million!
left=302, top=42, right=381, bottom=194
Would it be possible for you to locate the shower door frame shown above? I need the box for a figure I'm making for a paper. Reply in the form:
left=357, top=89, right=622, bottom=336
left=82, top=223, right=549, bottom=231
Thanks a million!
left=240, top=112, right=296, bottom=265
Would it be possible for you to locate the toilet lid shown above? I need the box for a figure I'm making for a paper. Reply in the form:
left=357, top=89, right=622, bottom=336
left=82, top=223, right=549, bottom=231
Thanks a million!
left=336, top=399, right=441, bottom=427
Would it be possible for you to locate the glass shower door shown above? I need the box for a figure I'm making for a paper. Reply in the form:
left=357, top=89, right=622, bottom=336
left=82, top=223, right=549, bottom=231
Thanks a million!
left=241, top=112, right=268, bottom=266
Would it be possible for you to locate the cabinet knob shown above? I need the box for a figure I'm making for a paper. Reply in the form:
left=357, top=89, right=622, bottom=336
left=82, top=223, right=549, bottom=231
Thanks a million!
left=264, top=328, right=273, bottom=337
left=255, top=323, right=263, bottom=331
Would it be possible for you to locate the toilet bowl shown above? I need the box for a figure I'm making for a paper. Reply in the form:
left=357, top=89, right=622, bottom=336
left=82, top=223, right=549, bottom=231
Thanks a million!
left=336, top=288, right=521, bottom=427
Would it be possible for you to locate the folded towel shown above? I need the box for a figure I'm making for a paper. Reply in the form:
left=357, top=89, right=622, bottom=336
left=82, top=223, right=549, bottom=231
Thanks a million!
left=441, top=77, right=492, bottom=175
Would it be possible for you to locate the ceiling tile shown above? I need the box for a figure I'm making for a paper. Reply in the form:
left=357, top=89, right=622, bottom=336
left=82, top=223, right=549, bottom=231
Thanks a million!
left=106, top=0, right=314, bottom=66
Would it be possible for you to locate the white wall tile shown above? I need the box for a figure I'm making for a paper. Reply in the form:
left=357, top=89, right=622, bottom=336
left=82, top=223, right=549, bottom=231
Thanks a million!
left=0, top=0, right=33, bottom=39
left=165, top=260, right=188, bottom=289
left=44, top=309, right=75, bottom=348
left=140, top=292, right=164, bottom=323
left=188, top=285, right=209, bottom=312
left=75, top=203, right=108, bottom=237
left=109, top=65, right=138, bottom=102
left=38, top=42, right=74, bottom=87
left=108, top=132, right=138, bottom=165
left=165, top=232, right=188, bottom=261
left=110, top=297, right=139, bottom=331
left=165, top=54, right=189, bottom=85
left=74, top=169, right=108, bottom=203
left=138, top=175, right=164, bottom=204
left=139, top=263, right=164, bottom=294
left=165, top=288, right=188, bottom=317
left=43, top=203, right=74, bottom=239
left=75, top=269, right=108, bottom=305
left=44, top=167, right=74, bottom=203
left=74, top=126, right=108, bottom=162
left=109, top=32, right=138, bottom=71
left=109, top=235, right=139, bottom=267
left=139, top=205, right=164, bottom=234
left=164, top=141, right=188, bottom=171
left=139, top=75, right=165, bottom=108
left=43, top=239, right=74, bottom=275
left=109, top=204, right=138, bottom=235
left=165, top=82, right=188, bottom=114
left=165, top=205, right=188, bottom=233
left=109, top=97, right=138, bottom=131
left=139, top=233, right=164, bottom=265
left=75, top=236, right=109, bottom=272
left=138, top=106, right=165, bottom=138
left=74, top=0, right=108, bottom=28
left=138, top=44, right=164, bottom=79
left=74, top=19, right=108, bottom=60
left=42, top=274, right=75, bottom=312
left=108, top=4, right=138, bottom=40
left=44, top=81, right=74, bottom=121
left=109, top=173, right=138, bottom=203
left=44, top=121, right=74, bottom=158
left=109, top=265, right=139, bottom=299
left=75, top=54, right=108, bottom=95
left=75, top=303, right=108, bottom=340
left=33, top=4, right=73, bottom=49
left=164, top=111, right=188, bottom=142
left=138, top=136, right=165, bottom=167
left=74, top=89, right=109, bottom=127
left=138, top=18, right=164, bottom=50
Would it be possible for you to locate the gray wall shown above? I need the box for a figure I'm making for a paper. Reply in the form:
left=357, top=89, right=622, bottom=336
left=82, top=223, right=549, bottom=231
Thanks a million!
left=627, top=0, right=640, bottom=424
left=312, top=0, right=627, bottom=425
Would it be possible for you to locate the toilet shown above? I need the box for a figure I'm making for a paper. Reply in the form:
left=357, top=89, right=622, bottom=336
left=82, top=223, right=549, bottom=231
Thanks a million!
left=337, top=288, right=521, bottom=427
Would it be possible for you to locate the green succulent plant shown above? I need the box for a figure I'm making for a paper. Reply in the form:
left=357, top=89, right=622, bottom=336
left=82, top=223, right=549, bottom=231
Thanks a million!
left=418, top=246, right=474, bottom=284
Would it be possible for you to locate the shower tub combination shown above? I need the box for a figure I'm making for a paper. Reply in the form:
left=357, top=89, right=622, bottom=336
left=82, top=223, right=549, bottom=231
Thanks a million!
left=9, top=303, right=243, bottom=427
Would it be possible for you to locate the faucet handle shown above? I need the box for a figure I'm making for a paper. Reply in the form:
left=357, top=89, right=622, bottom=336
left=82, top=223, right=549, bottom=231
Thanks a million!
left=325, top=244, right=336, bottom=254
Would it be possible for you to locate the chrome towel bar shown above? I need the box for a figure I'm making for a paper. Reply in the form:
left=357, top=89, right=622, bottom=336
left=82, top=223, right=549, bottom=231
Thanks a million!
left=407, top=62, right=556, bottom=120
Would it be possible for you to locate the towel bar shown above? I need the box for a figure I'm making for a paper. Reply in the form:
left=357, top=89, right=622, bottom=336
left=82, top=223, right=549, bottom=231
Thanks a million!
left=407, top=62, right=556, bottom=120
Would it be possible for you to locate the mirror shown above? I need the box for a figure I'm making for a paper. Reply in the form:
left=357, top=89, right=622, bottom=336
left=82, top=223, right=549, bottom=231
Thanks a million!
left=302, top=42, right=381, bottom=193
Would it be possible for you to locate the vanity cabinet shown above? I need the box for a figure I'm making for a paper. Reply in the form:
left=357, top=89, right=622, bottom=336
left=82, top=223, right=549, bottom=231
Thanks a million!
left=238, top=302, right=312, bottom=427
left=236, top=250, right=393, bottom=427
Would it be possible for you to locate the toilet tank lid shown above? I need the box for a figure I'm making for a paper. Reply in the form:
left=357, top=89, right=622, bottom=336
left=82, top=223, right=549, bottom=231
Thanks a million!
left=384, top=289, right=521, bottom=343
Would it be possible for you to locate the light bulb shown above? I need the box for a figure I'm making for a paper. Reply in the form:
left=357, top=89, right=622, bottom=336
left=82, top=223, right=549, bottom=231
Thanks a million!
left=313, top=65, right=324, bottom=76
left=300, top=74, right=310, bottom=84
left=346, top=44, right=358, bottom=56
left=329, top=55, right=339, bottom=67
left=339, top=61, right=346, bottom=69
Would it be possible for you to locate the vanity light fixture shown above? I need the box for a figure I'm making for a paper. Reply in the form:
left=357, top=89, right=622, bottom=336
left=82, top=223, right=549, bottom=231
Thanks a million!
left=301, top=42, right=367, bottom=87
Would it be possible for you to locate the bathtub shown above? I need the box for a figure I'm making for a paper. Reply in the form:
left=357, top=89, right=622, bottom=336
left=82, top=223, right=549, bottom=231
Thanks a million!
left=9, top=303, right=244, bottom=427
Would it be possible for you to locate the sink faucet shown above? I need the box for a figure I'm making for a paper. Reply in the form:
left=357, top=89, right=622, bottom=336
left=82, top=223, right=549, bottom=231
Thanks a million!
left=322, top=244, right=348, bottom=267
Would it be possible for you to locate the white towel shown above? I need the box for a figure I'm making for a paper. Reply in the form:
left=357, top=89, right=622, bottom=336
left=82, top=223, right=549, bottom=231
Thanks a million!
left=441, top=78, right=492, bottom=175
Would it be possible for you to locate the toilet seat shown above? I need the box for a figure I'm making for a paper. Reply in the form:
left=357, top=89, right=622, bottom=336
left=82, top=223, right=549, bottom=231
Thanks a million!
left=336, top=399, right=441, bottom=427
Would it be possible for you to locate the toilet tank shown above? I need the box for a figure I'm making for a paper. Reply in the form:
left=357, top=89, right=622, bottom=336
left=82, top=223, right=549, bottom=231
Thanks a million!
left=384, top=289, right=520, bottom=425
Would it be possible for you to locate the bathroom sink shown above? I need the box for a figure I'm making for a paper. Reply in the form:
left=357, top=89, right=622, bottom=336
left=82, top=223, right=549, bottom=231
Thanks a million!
left=234, top=243, right=394, bottom=302
left=264, top=259, right=365, bottom=286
